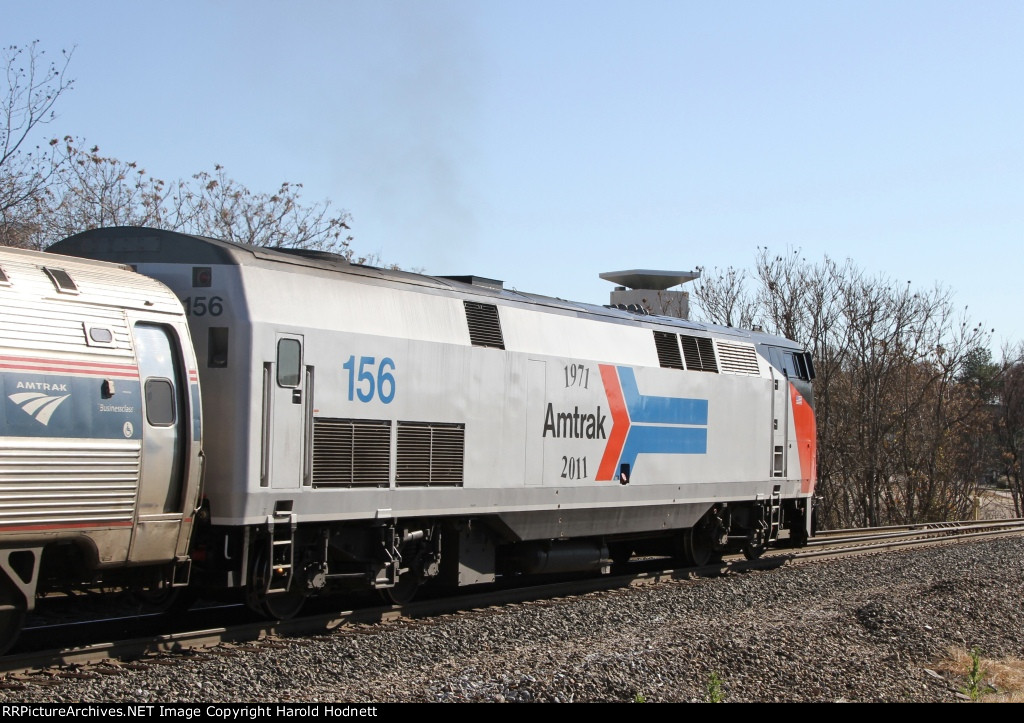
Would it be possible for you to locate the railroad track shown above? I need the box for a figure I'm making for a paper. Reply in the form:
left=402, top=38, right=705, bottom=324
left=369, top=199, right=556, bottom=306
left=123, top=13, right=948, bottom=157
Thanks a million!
left=2, top=517, right=1022, bottom=679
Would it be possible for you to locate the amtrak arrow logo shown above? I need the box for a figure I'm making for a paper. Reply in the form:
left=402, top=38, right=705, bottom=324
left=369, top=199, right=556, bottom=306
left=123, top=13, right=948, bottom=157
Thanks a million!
left=8, top=392, right=71, bottom=426
left=597, top=365, right=708, bottom=481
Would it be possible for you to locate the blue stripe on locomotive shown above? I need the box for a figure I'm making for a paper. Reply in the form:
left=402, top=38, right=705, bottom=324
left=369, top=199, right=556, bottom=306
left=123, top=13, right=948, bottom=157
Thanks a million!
left=612, top=366, right=709, bottom=472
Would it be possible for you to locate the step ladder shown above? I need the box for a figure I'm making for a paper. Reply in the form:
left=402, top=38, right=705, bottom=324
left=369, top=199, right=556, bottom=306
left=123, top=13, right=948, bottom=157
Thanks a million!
left=768, top=485, right=782, bottom=542
left=265, top=512, right=296, bottom=594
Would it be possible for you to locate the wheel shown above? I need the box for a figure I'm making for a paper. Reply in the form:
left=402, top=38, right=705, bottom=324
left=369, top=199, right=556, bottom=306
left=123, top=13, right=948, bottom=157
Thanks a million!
left=681, top=525, right=714, bottom=567
left=742, top=540, right=767, bottom=560
left=245, top=545, right=305, bottom=620
left=380, top=536, right=436, bottom=605
left=380, top=570, right=422, bottom=605
left=129, top=586, right=197, bottom=617
left=249, top=588, right=306, bottom=620
left=742, top=527, right=768, bottom=560
left=0, top=577, right=26, bottom=656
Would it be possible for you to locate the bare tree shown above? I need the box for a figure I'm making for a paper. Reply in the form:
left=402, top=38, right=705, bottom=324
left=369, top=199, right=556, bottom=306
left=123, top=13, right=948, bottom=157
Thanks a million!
left=695, top=251, right=996, bottom=529
left=790, top=256, right=846, bottom=525
left=691, top=265, right=756, bottom=329
left=995, top=344, right=1024, bottom=518
left=753, top=247, right=810, bottom=342
left=34, top=141, right=359, bottom=260
left=170, top=165, right=353, bottom=253
left=818, top=274, right=992, bottom=526
left=26, top=138, right=171, bottom=248
left=0, top=42, right=74, bottom=246
left=4, top=42, right=370, bottom=262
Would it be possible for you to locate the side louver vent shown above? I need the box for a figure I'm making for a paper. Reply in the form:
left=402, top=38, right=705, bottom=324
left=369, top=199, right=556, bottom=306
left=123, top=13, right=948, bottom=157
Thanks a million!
left=717, top=341, right=761, bottom=375
left=464, top=301, right=505, bottom=349
left=396, top=421, right=465, bottom=487
left=679, top=334, right=719, bottom=373
left=653, top=331, right=683, bottom=369
left=312, top=418, right=391, bottom=487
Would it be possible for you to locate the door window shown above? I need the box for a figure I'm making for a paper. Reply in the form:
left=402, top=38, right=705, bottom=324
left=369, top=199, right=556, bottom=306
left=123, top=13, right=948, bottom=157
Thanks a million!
left=145, top=378, right=176, bottom=425
left=277, top=338, right=302, bottom=387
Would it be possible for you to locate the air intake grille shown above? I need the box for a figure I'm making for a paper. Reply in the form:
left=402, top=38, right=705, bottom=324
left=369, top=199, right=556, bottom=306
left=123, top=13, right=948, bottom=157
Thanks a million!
left=464, top=301, right=504, bottom=349
left=653, top=331, right=683, bottom=369
left=717, top=341, right=761, bottom=375
left=312, top=418, right=391, bottom=487
left=680, top=334, right=719, bottom=373
left=396, top=421, right=465, bottom=487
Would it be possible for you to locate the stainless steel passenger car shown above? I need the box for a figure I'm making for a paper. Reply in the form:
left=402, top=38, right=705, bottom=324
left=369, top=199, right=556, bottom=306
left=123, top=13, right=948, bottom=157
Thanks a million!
left=51, top=227, right=817, bottom=619
left=0, top=245, right=203, bottom=652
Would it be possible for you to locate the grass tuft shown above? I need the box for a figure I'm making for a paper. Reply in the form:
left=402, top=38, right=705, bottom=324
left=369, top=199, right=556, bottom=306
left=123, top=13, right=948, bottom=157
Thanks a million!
left=706, top=672, right=725, bottom=703
left=937, top=647, right=1024, bottom=703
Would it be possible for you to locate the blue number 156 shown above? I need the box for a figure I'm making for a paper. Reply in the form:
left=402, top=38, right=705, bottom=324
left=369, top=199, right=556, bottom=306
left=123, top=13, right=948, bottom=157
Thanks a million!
left=342, top=355, right=396, bottom=404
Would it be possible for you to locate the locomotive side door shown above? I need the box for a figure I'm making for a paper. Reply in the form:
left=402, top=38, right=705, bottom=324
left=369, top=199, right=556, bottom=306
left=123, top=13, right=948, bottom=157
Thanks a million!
left=525, top=359, right=546, bottom=486
left=128, top=321, right=189, bottom=562
left=265, top=333, right=305, bottom=489
left=767, top=348, right=790, bottom=478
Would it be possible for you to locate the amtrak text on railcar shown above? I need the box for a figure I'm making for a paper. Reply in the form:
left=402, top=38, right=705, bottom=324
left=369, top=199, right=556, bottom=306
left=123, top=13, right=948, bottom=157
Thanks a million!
left=542, top=405, right=607, bottom=439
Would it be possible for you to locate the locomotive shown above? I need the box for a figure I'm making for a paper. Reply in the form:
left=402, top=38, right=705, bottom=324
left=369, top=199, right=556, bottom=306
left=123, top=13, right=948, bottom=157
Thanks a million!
left=0, top=226, right=817, bottom=653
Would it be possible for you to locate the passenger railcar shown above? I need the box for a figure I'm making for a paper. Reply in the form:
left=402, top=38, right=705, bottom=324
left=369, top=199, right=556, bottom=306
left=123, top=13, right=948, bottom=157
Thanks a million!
left=47, top=227, right=817, bottom=623
left=0, top=245, right=203, bottom=652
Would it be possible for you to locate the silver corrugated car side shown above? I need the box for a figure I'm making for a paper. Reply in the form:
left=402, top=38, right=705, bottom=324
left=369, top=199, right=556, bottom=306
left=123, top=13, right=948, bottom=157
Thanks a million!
left=0, top=245, right=203, bottom=653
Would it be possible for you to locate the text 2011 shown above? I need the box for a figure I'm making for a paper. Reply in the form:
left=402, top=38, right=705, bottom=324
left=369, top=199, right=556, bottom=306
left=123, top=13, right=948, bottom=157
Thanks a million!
left=561, top=456, right=589, bottom=479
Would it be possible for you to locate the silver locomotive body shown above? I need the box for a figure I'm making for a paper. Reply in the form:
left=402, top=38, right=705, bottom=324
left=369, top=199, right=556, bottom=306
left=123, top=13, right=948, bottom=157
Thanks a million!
left=0, top=245, right=203, bottom=650
left=52, top=227, right=816, bottom=616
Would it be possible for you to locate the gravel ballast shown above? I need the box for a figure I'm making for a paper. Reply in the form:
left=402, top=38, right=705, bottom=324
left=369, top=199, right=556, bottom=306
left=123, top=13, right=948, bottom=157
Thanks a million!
left=2, top=536, right=1022, bottom=703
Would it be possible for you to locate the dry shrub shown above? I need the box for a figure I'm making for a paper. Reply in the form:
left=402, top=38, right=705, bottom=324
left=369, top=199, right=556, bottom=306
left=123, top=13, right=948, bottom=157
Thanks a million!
left=938, top=647, right=1024, bottom=702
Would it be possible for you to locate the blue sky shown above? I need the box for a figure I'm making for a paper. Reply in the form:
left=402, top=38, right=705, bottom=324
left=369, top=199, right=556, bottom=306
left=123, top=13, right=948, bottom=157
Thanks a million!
left=7, top=1, right=1022, bottom=353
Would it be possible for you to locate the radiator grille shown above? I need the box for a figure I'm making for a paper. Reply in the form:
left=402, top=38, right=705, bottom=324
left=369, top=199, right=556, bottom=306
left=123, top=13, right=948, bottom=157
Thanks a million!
left=464, top=301, right=505, bottom=349
left=311, top=418, right=391, bottom=487
left=717, top=341, right=761, bottom=375
left=653, top=331, right=683, bottom=369
left=679, top=334, right=719, bottom=373
left=0, top=440, right=140, bottom=527
left=396, top=421, right=465, bottom=487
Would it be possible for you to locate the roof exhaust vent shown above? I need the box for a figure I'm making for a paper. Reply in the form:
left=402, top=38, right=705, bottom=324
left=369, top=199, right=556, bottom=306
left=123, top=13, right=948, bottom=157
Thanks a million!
left=599, top=269, right=699, bottom=320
